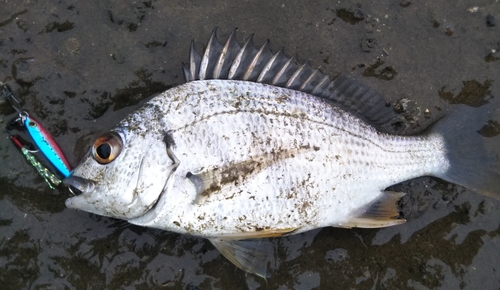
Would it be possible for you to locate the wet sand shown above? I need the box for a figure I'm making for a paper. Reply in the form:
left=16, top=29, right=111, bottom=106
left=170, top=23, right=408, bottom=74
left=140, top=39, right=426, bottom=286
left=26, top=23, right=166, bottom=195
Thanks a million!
left=1, top=1, right=499, bottom=289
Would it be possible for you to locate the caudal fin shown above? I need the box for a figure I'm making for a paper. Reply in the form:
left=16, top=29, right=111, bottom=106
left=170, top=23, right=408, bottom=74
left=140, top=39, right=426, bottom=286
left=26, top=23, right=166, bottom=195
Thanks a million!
left=432, top=105, right=500, bottom=198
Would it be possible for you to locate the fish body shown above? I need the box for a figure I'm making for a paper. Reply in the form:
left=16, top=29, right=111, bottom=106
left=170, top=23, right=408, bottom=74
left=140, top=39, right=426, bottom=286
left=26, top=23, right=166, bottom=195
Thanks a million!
left=63, top=29, right=499, bottom=277
left=119, top=79, right=443, bottom=235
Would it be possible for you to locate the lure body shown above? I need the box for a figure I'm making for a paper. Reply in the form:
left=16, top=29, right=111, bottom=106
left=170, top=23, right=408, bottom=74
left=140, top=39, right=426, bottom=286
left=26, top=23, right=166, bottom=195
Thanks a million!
left=24, top=115, right=71, bottom=177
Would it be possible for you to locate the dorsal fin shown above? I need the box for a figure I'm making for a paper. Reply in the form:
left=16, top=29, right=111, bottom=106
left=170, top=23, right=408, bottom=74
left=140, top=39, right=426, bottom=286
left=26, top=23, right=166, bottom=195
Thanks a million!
left=182, top=28, right=404, bottom=133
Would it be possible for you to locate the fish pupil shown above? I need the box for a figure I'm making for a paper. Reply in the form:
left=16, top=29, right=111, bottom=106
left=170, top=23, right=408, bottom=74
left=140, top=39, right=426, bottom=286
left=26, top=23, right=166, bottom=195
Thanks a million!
left=96, top=143, right=111, bottom=159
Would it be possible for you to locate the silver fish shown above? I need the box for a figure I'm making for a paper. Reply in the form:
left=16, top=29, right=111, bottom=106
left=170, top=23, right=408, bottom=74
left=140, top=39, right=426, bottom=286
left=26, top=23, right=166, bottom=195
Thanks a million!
left=63, top=29, right=499, bottom=277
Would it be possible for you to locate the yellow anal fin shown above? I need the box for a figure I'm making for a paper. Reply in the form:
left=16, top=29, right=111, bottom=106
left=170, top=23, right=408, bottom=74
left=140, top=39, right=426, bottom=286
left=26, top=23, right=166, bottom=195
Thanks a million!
left=217, top=227, right=300, bottom=239
left=340, top=217, right=406, bottom=228
left=340, top=191, right=406, bottom=229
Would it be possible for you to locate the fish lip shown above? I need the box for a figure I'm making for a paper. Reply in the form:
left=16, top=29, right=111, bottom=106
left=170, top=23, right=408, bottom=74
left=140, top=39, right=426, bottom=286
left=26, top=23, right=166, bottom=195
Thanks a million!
left=63, top=175, right=96, bottom=195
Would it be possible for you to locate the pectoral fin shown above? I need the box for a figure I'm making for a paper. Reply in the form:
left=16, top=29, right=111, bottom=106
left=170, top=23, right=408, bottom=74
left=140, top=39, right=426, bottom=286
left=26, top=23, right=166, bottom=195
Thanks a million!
left=340, top=191, right=406, bottom=228
left=186, top=170, right=221, bottom=198
left=186, top=149, right=315, bottom=202
left=209, top=238, right=274, bottom=279
left=208, top=227, right=299, bottom=278
left=185, top=158, right=266, bottom=201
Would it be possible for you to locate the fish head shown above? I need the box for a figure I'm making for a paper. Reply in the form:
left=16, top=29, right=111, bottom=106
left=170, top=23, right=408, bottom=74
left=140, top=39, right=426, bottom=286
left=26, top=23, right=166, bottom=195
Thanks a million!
left=63, top=128, right=174, bottom=220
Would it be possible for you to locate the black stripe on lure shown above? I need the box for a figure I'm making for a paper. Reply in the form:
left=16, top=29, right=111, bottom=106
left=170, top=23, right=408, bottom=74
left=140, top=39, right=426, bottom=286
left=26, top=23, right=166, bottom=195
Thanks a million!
left=1, top=82, right=72, bottom=180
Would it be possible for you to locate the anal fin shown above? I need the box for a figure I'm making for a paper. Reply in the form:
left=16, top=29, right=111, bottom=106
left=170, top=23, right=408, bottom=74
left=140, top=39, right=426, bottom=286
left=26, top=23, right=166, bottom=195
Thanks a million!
left=216, top=227, right=300, bottom=239
left=341, top=191, right=406, bottom=228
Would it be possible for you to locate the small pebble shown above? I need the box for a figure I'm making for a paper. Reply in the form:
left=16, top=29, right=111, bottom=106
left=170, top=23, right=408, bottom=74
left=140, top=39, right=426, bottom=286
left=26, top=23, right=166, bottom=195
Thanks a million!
left=486, top=14, right=495, bottom=27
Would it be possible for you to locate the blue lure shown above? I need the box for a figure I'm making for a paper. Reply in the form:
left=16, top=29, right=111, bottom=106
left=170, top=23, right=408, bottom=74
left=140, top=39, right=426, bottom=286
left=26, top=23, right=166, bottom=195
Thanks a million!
left=23, top=114, right=72, bottom=177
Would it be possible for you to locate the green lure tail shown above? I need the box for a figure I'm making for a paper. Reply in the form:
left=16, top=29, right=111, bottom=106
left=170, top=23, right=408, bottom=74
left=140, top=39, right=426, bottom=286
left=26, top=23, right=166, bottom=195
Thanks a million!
left=11, top=135, right=62, bottom=189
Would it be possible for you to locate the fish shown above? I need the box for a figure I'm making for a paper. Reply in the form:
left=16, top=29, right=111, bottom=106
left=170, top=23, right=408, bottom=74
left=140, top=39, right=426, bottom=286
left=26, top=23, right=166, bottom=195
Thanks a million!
left=62, top=29, right=500, bottom=277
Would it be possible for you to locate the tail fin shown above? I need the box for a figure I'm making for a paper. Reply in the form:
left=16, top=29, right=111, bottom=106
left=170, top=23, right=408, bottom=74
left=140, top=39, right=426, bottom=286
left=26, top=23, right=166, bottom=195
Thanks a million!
left=432, top=105, right=500, bottom=198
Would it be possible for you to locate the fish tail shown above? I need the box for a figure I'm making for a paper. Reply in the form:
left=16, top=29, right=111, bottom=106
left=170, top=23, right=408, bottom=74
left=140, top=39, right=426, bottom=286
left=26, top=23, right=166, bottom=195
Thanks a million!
left=432, top=105, right=500, bottom=198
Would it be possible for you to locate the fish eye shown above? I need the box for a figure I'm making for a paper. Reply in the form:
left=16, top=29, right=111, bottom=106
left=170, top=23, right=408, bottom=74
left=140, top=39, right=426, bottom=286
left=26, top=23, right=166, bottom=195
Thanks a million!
left=92, top=132, right=123, bottom=164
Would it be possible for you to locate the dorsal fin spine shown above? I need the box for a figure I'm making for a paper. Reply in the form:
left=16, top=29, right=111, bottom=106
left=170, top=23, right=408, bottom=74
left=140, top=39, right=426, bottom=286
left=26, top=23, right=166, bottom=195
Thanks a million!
left=228, top=34, right=254, bottom=79
left=214, top=29, right=240, bottom=79
left=199, top=30, right=215, bottom=80
left=200, top=28, right=224, bottom=80
left=188, top=40, right=201, bottom=81
left=272, top=54, right=296, bottom=86
left=213, top=31, right=226, bottom=79
left=286, top=62, right=305, bottom=88
left=310, top=74, right=331, bottom=96
left=243, top=40, right=271, bottom=81
left=300, top=66, right=320, bottom=91
left=257, top=48, right=284, bottom=83
left=185, top=29, right=405, bottom=133
left=182, top=63, right=191, bottom=82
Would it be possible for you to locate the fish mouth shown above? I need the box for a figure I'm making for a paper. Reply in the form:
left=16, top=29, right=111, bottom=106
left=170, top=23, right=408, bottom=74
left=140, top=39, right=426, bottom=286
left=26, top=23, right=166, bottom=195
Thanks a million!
left=63, top=175, right=96, bottom=195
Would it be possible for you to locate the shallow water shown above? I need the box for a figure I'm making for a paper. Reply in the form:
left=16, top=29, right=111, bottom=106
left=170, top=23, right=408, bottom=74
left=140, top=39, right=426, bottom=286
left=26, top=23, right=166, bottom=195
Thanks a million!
left=1, top=1, right=499, bottom=289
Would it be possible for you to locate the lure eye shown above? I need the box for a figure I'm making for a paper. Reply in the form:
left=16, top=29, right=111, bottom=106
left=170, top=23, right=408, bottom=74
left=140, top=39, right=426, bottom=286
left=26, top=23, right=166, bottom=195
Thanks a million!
left=92, top=132, right=123, bottom=164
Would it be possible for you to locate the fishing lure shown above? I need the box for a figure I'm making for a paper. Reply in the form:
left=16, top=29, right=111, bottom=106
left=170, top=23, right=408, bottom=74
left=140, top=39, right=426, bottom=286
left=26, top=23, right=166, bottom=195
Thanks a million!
left=10, top=135, right=62, bottom=189
left=22, top=115, right=72, bottom=177
left=1, top=82, right=71, bottom=179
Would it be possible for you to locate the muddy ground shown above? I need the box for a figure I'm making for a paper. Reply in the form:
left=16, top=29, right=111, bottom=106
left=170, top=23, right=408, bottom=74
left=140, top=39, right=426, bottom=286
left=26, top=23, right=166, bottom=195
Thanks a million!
left=1, top=1, right=500, bottom=289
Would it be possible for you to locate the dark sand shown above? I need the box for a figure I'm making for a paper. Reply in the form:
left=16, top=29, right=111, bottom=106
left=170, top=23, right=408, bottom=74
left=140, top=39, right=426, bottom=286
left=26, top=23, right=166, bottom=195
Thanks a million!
left=1, top=1, right=499, bottom=289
